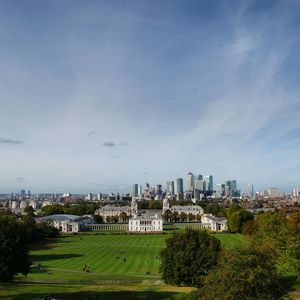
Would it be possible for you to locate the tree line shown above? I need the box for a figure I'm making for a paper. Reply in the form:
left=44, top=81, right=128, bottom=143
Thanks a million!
left=0, top=208, right=59, bottom=282
left=160, top=210, right=300, bottom=300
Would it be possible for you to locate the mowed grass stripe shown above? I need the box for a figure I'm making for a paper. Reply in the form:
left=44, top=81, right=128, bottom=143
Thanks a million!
left=28, top=233, right=243, bottom=281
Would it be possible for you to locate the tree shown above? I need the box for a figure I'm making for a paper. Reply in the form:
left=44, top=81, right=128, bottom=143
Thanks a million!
left=112, top=215, right=119, bottom=223
left=250, top=211, right=300, bottom=275
left=41, top=204, right=64, bottom=216
left=0, top=215, right=30, bottom=281
left=179, top=212, right=187, bottom=222
left=160, top=229, right=221, bottom=287
left=93, top=214, right=103, bottom=224
left=119, top=212, right=128, bottom=223
left=198, top=242, right=288, bottom=300
left=204, top=203, right=226, bottom=217
left=171, top=211, right=179, bottom=222
left=227, top=206, right=253, bottom=233
left=162, top=209, right=172, bottom=222
left=288, top=211, right=300, bottom=234
left=188, top=213, right=195, bottom=222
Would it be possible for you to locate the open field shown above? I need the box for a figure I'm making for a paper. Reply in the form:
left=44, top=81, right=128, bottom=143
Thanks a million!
left=1, top=232, right=298, bottom=299
left=22, top=233, right=243, bottom=282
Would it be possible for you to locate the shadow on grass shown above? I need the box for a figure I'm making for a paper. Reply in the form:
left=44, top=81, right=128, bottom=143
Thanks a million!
left=6, top=291, right=186, bottom=300
left=30, top=253, right=83, bottom=262
left=30, top=237, right=75, bottom=251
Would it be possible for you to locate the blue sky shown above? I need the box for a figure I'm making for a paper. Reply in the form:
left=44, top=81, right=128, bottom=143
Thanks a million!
left=1, top=0, right=300, bottom=193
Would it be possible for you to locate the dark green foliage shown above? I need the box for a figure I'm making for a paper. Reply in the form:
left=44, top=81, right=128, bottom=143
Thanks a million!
left=198, top=242, right=288, bottom=300
left=93, top=214, right=104, bottom=224
left=204, top=203, right=226, bottom=217
left=41, top=202, right=99, bottom=217
left=41, top=204, right=64, bottom=216
left=250, top=211, right=300, bottom=274
left=119, top=212, right=129, bottom=223
left=0, top=215, right=30, bottom=281
left=138, top=200, right=163, bottom=209
left=160, top=229, right=221, bottom=287
left=179, top=212, right=187, bottom=222
left=162, top=209, right=172, bottom=222
left=227, top=205, right=254, bottom=233
left=35, top=222, right=59, bottom=238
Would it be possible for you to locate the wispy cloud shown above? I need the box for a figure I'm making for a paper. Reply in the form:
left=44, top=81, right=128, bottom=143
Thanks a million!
left=16, top=177, right=25, bottom=182
left=87, top=131, right=97, bottom=136
left=102, top=142, right=115, bottom=147
left=101, top=142, right=131, bottom=147
left=0, top=138, right=23, bottom=145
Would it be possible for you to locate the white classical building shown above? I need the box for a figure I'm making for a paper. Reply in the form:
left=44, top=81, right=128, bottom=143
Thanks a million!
left=129, top=214, right=163, bottom=232
left=201, top=214, right=227, bottom=231
left=163, top=198, right=204, bottom=216
left=95, top=199, right=138, bottom=222
left=36, top=214, right=93, bottom=233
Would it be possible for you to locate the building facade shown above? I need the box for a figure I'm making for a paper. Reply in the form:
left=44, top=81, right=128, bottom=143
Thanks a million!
left=129, top=214, right=163, bottom=232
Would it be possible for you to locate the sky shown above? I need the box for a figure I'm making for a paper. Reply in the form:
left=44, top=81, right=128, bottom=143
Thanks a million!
left=1, top=0, right=300, bottom=194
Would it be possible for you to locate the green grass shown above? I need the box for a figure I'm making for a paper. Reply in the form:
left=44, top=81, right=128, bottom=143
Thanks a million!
left=24, top=233, right=242, bottom=282
left=0, top=282, right=196, bottom=300
left=26, top=234, right=166, bottom=281
left=1, top=232, right=243, bottom=299
left=212, top=233, right=244, bottom=249
left=28, top=233, right=243, bottom=281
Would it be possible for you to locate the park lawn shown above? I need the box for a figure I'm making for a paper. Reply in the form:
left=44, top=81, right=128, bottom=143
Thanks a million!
left=27, top=234, right=166, bottom=281
left=212, top=233, right=244, bottom=249
left=0, top=282, right=196, bottom=300
left=0, top=232, right=243, bottom=299
left=24, top=233, right=243, bottom=282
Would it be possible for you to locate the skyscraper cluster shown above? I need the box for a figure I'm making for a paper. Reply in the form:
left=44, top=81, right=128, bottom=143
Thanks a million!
left=215, top=180, right=240, bottom=198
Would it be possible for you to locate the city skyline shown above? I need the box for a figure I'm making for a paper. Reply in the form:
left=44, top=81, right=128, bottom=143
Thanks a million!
left=1, top=0, right=300, bottom=193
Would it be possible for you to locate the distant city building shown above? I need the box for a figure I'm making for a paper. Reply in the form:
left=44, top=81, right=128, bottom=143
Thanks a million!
left=231, top=180, right=237, bottom=195
left=248, top=184, right=254, bottom=199
left=292, top=187, right=299, bottom=198
left=156, top=184, right=163, bottom=195
left=204, top=175, right=213, bottom=193
left=20, top=189, right=26, bottom=197
left=144, top=182, right=151, bottom=197
left=215, top=183, right=225, bottom=198
left=132, top=184, right=142, bottom=198
left=186, top=172, right=194, bottom=192
left=166, top=181, right=175, bottom=195
left=86, top=193, right=93, bottom=201
left=194, top=175, right=204, bottom=191
left=175, top=178, right=184, bottom=194
left=263, top=188, right=278, bottom=197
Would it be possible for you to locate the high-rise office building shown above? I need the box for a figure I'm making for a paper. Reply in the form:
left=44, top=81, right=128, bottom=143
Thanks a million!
left=225, top=180, right=231, bottom=197
left=133, top=184, right=141, bottom=197
left=248, top=184, right=254, bottom=199
left=194, top=175, right=204, bottom=191
left=204, top=175, right=213, bottom=192
left=156, top=184, right=162, bottom=195
left=86, top=193, right=93, bottom=201
left=175, top=178, right=184, bottom=194
left=216, top=183, right=225, bottom=198
left=166, top=181, right=175, bottom=195
left=231, top=180, right=237, bottom=194
left=292, top=187, right=299, bottom=198
left=186, top=172, right=194, bottom=192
